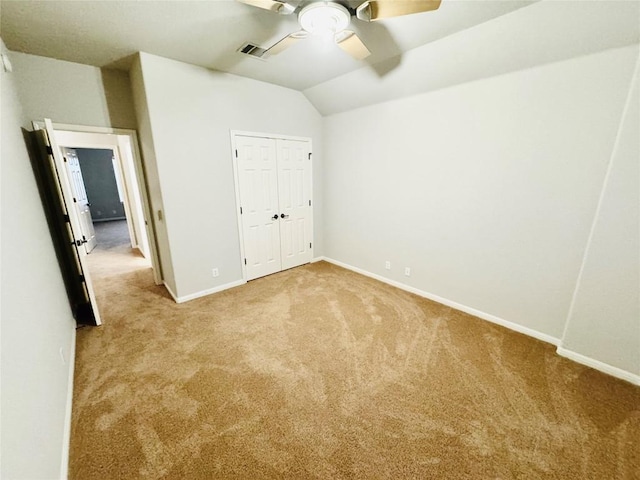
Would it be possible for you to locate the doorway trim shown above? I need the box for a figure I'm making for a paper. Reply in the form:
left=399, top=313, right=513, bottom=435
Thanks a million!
left=230, top=130, right=314, bottom=282
left=35, top=121, right=162, bottom=285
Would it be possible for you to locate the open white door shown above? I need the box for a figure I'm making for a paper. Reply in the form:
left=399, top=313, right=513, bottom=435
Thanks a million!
left=36, top=119, right=102, bottom=325
left=60, top=147, right=97, bottom=254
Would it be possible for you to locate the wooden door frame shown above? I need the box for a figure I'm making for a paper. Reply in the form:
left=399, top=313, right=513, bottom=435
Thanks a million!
left=230, top=130, right=314, bottom=282
left=34, top=121, right=162, bottom=286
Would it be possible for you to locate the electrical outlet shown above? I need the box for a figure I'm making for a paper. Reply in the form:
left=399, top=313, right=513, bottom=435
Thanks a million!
left=212, top=268, right=219, bottom=278
left=385, top=261, right=391, bottom=270
left=404, top=267, right=411, bottom=277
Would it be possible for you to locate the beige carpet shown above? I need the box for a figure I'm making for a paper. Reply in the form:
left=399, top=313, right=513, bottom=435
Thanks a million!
left=71, top=248, right=640, bottom=479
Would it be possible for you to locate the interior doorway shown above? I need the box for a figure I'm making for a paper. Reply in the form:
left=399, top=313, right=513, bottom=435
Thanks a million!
left=52, top=129, right=155, bottom=264
left=63, top=145, right=150, bottom=257
left=33, top=120, right=162, bottom=325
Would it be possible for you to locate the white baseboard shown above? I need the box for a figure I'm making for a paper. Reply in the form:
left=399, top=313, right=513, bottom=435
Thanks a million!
left=165, top=280, right=246, bottom=304
left=557, top=347, right=640, bottom=386
left=319, top=257, right=640, bottom=384
left=163, top=281, right=179, bottom=303
left=321, top=257, right=560, bottom=346
left=311, top=256, right=324, bottom=263
left=93, top=216, right=126, bottom=223
left=60, top=326, right=77, bottom=480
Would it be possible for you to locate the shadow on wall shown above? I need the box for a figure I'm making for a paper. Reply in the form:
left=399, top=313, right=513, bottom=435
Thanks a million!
left=100, top=67, right=138, bottom=129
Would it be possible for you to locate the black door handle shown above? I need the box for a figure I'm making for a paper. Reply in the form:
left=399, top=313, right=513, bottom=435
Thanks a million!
left=271, top=214, right=279, bottom=220
left=280, top=213, right=289, bottom=219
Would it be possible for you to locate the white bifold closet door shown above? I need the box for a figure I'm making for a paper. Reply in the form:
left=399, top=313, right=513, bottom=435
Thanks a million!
left=236, top=135, right=312, bottom=281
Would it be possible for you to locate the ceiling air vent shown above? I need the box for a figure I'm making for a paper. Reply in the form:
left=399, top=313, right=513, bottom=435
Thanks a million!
left=238, top=43, right=268, bottom=60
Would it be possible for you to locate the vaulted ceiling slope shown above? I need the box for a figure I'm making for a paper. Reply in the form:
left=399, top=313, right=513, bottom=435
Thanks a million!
left=305, top=0, right=640, bottom=115
left=1, top=0, right=535, bottom=91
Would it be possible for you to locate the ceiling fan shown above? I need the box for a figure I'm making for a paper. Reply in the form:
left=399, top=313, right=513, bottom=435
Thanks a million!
left=237, top=0, right=442, bottom=60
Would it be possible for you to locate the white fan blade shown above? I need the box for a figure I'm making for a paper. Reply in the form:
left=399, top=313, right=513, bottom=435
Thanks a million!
left=335, top=30, right=371, bottom=60
left=266, top=31, right=308, bottom=56
left=237, top=0, right=296, bottom=15
left=356, top=0, right=441, bottom=21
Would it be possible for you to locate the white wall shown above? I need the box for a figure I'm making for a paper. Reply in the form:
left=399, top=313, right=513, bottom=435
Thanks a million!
left=135, top=53, right=323, bottom=299
left=561, top=57, right=640, bottom=379
left=1, top=41, right=76, bottom=479
left=130, top=55, right=176, bottom=292
left=322, top=44, right=638, bottom=346
left=10, top=51, right=137, bottom=129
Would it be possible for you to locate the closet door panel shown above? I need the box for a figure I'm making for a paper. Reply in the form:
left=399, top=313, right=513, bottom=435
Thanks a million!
left=277, top=139, right=312, bottom=270
left=236, top=136, right=282, bottom=280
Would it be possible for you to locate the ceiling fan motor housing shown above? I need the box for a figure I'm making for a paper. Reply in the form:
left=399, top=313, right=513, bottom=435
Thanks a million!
left=236, top=0, right=443, bottom=60
left=298, top=2, right=351, bottom=35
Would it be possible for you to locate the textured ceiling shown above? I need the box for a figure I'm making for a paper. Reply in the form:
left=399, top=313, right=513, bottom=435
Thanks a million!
left=0, top=0, right=536, bottom=90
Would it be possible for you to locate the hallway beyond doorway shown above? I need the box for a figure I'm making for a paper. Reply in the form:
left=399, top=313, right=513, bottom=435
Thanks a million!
left=87, top=219, right=151, bottom=283
left=93, top=220, right=131, bottom=251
